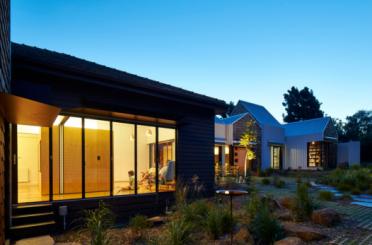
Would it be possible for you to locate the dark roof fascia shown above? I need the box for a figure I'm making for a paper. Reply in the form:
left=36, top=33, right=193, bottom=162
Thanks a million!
left=15, top=58, right=227, bottom=113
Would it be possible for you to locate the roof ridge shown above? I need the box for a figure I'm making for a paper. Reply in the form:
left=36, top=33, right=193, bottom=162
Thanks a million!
left=12, top=42, right=226, bottom=105
left=283, top=116, right=330, bottom=126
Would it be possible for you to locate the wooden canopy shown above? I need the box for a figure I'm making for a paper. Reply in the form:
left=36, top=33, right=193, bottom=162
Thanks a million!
left=0, top=92, right=61, bottom=127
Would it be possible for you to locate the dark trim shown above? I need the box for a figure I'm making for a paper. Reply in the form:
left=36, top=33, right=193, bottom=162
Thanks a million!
left=134, top=124, right=138, bottom=195
left=61, top=112, right=177, bottom=129
left=49, top=127, right=53, bottom=202
left=82, top=117, right=85, bottom=199
left=109, top=121, right=113, bottom=196
left=155, top=127, right=159, bottom=193
left=11, top=124, right=17, bottom=204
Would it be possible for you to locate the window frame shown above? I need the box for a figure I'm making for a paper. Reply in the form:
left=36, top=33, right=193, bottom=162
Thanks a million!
left=15, top=112, right=177, bottom=204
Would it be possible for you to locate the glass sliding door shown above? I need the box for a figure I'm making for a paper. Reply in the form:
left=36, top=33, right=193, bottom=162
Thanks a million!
left=85, top=119, right=110, bottom=198
left=53, top=116, right=83, bottom=200
left=158, top=127, right=176, bottom=192
left=113, top=122, right=135, bottom=196
left=137, top=125, right=156, bottom=194
left=17, top=125, right=50, bottom=203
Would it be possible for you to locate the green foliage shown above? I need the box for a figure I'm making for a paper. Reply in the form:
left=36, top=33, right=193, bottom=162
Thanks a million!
left=240, top=119, right=258, bottom=174
left=245, top=189, right=261, bottom=219
left=164, top=218, right=193, bottom=245
left=129, top=215, right=152, bottom=232
left=292, top=183, right=314, bottom=222
left=179, top=200, right=209, bottom=227
left=282, top=86, right=324, bottom=123
left=82, top=201, right=115, bottom=245
left=261, top=178, right=270, bottom=185
left=321, top=167, right=372, bottom=194
left=318, top=191, right=334, bottom=201
left=175, top=181, right=189, bottom=208
left=340, top=193, right=352, bottom=201
left=272, top=176, right=285, bottom=188
left=205, top=205, right=234, bottom=240
left=249, top=201, right=284, bottom=245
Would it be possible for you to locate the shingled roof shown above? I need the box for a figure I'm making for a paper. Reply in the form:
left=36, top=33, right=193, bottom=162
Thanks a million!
left=12, top=42, right=227, bottom=110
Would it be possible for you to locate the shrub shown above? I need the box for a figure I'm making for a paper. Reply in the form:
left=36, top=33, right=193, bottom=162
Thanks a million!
left=261, top=178, right=270, bottom=185
left=175, top=181, right=189, bottom=208
left=164, top=218, right=193, bottom=245
left=292, top=183, right=313, bottom=222
left=82, top=201, right=114, bottom=245
left=179, top=200, right=209, bottom=227
left=129, top=215, right=152, bottom=232
left=249, top=201, right=284, bottom=244
left=318, top=191, right=334, bottom=201
left=272, top=176, right=285, bottom=188
left=351, top=188, right=361, bottom=195
left=205, top=205, right=234, bottom=240
left=340, top=193, right=352, bottom=201
left=245, top=190, right=261, bottom=219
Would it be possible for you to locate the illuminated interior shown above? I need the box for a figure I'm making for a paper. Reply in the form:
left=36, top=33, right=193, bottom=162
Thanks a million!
left=17, top=115, right=176, bottom=203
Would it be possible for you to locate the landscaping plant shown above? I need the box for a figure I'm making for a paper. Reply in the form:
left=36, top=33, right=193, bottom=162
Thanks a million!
left=245, top=189, right=261, bottom=219
left=205, top=205, right=234, bottom=240
left=292, top=183, right=314, bottom=221
left=249, top=200, right=284, bottom=245
left=318, top=190, right=334, bottom=201
left=272, top=175, right=285, bottom=188
left=82, top=201, right=115, bottom=245
left=128, top=214, right=152, bottom=239
left=164, top=218, right=193, bottom=245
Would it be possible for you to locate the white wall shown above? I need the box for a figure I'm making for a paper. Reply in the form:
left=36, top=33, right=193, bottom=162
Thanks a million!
left=338, top=141, right=360, bottom=166
left=261, top=125, right=285, bottom=169
left=284, top=133, right=324, bottom=169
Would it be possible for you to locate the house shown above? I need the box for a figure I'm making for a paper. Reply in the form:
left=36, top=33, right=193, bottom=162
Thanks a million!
left=215, top=100, right=340, bottom=175
left=0, top=41, right=226, bottom=240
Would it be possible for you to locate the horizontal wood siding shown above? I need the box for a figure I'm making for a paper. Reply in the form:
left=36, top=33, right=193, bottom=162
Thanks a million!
left=178, top=114, right=215, bottom=195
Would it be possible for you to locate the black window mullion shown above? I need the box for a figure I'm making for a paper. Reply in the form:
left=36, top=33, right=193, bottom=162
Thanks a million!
left=134, top=124, right=138, bottom=195
left=109, top=121, right=113, bottom=196
left=82, top=117, right=85, bottom=199
left=155, top=127, right=159, bottom=193
left=49, top=127, right=53, bottom=202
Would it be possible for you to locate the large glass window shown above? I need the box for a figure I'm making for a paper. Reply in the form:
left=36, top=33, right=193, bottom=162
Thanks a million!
left=270, top=146, right=281, bottom=169
left=137, top=125, right=156, bottom=194
left=17, top=125, right=50, bottom=203
left=113, top=122, right=135, bottom=196
left=53, top=116, right=82, bottom=200
left=308, top=141, right=322, bottom=167
left=17, top=115, right=177, bottom=202
left=158, top=128, right=176, bottom=192
left=85, top=119, right=110, bottom=198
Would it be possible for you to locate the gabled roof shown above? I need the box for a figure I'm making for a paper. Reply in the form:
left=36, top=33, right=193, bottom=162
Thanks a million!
left=237, top=100, right=281, bottom=127
left=215, top=113, right=248, bottom=125
left=11, top=43, right=227, bottom=111
left=283, top=117, right=331, bottom=137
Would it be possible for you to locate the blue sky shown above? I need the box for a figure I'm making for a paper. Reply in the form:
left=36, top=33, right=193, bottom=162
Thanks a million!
left=11, top=0, right=372, bottom=122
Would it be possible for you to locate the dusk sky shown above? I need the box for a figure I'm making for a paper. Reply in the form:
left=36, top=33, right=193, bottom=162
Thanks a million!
left=11, top=0, right=372, bottom=122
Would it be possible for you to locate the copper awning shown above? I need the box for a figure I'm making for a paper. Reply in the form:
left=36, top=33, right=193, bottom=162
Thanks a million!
left=0, top=92, right=61, bottom=127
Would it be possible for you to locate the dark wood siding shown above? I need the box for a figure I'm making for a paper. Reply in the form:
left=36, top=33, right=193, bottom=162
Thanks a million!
left=10, top=53, right=218, bottom=229
left=0, top=0, right=10, bottom=243
left=177, top=114, right=215, bottom=195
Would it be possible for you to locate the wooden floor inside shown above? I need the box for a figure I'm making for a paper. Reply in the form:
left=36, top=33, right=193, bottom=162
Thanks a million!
left=17, top=181, right=175, bottom=203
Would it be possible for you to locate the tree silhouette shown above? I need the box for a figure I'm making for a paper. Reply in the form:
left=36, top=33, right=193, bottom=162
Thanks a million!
left=282, top=86, right=324, bottom=123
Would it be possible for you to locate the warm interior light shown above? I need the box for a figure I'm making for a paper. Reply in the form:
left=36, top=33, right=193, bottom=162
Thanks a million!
left=311, top=141, right=315, bottom=145
left=225, top=145, right=230, bottom=154
left=17, top=125, right=41, bottom=134
left=146, top=129, right=153, bottom=137
left=64, top=117, right=82, bottom=128
left=53, top=115, right=64, bottom=126
left=130, top=134, right=134, bottom=141
left=214, top=146, right=219, bottom=155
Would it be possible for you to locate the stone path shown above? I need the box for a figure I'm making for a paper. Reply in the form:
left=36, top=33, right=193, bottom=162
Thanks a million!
left=330, top=233, right=372, bottom=245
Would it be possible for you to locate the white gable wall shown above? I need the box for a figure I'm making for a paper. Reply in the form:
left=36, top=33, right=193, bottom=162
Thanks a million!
left=261, top=125, right=285, bottom=169
left=285, top=133, right=324, bottom=169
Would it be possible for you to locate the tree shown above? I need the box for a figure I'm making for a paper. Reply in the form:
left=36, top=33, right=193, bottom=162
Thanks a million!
left=222, top=101, right=235, bottom=118
left=240, top=119, right=258, bottom=176
left=331, top=118, right=346, bottom=141
left=343, top=110, right=372, bottom=141
left=282, top=86, right=324, bottom=123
